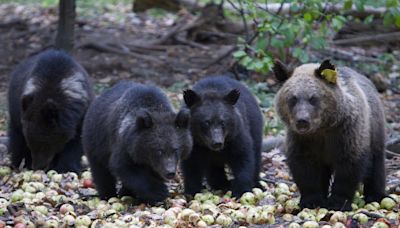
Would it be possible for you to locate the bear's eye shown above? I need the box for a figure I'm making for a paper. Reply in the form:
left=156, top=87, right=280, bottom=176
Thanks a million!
left=309, top=96, right=318, bottom=106
left=204, top=120, right=211, bottom=127
left=220, top=121, right=225, bottom=127
left=157, top=150, right=163, bottom=155
left=288, top=96, right=297, bottom=107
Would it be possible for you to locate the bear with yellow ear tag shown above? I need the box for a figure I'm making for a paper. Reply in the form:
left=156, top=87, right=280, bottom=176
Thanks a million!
left=273, top=59, right=387, bottom=211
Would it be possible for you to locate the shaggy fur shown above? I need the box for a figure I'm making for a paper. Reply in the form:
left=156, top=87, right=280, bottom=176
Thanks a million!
left=82, top=81, right=192, bottom=204
left=8, top=50, right=94, bottom=172
left=182, top=76, right=264, bottom=198
left=274, top=60, right=386, bottom=211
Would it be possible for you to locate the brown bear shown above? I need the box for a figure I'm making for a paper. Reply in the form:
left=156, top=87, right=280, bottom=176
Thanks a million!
left=273, top=59, right=386, bottom=211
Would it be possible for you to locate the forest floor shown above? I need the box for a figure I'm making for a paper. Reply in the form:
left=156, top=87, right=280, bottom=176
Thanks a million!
left=0, top=2, right=399, bottom=228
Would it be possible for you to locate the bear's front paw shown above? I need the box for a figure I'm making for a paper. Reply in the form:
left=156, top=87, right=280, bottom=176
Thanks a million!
left=327, top=196, right=352, bottom=211
left=184, top=183, right=204, bottom=196
left=139, top=190, right=168, bottom=205
left=300, top=195, right=325, bottom=209
left=364, top=193, right=386, bottom=204
left=232, top=186, right=252, bottom=199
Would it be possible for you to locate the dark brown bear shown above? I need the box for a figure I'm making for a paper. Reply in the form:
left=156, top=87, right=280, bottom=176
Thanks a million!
left=82, top=81, right=192, bottom=204
left=8, top=50, right=94, bottom=173
left=273, top=60, right=386, bottom=211
left=182, top=76, right=264, bottom=198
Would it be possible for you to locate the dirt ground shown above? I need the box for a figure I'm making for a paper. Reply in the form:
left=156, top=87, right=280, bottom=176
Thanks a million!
left=0, top=4, right=240, bottom=91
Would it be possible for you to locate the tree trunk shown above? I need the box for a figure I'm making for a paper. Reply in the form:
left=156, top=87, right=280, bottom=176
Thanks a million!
left=55, top=0, right=76, bottom=53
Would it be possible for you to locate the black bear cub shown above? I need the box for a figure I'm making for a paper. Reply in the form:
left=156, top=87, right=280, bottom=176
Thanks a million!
left=182, top=76, right=264, bottom=198
left=8, top=50, right=94, bottom=173
left=82, top=81, right=192, bottom=204
left=273, top=60, right=387, bottom=211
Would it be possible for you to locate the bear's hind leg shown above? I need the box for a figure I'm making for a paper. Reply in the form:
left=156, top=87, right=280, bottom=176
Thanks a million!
left=364, top=151, right=386, bottom=203
left=328, top=163, right=362, bottom=211
left=321, top=166, right=332, bottom=201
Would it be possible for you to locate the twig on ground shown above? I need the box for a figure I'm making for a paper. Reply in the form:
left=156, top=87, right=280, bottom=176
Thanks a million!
left=261, top=177, right=293, bottom=185
left=202, top=45, right=236, bottom=69
left=332, top=32, right=400, bottom=45
left=386, top=150, right=400, bottom=157
left=174, top=36, right=209, bottom=50
left=150, top=15, right=205, bottom=45
left=386, top=136, right=400, bottom=147
left=78, top=41, right=164, bottom=65
left=360, top=211, right=384, bottom=219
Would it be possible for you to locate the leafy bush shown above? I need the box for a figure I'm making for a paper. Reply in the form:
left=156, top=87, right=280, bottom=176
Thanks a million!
left=231, top=0, right=400, bottom=73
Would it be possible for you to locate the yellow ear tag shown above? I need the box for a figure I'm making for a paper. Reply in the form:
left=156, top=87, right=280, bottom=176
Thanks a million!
left=321, top=69, right=337, bottom=84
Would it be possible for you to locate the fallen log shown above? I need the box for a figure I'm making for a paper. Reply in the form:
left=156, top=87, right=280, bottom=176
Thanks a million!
left=332, top=32, right=400, bottom=46
left=316, top=47, right=381, bottom=63
left=77, top=41, right=164, bottom=65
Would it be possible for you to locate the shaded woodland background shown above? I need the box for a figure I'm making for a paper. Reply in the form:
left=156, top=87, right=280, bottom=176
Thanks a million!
left=0, top=0, right=399, bottom=227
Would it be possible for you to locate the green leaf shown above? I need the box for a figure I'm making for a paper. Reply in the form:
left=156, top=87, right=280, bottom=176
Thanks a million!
left=293, top=48, right=309, bottom=63
left=240, top=56, right=252, bottom=67
left=310, top=36, right=326, bottom=49
left=304, top=12, right=313, bottom=22
left=355, top=0, right=365, bottom=11
left=253, top=60, right=264, bottom=71
left=270, top=37, right=284, bottom=49
left=383, top=13, right=394, bottom=26
left=363, top=15, right=374, bottom=24
left=282, top=28, right=295, bottom=46
left=233, top=50, right=247, bottom=59
left=255, top=39, right=267, bottom=51
left=396, top=15, right=400, bottom=27
left=386, top=0, right=398, bottom=8
left=332, top=15, right=346, bottom=31
left=344, top=0, right=353, bottom=10
left=261, top=56, right=274, bottom=72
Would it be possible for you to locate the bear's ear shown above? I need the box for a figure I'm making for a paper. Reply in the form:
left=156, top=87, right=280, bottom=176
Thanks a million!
left=41, top=99, right=59, bottom=121
left=183, top=89, right=200, bottom=108
left=21, top=94, right=34, bottom=112
left=272, top=60, right=292, bottom=82
left=175, top=109, right=190, bottom=128
left=224, top=89, right=240, bottom=105
left=315, top=59, right=335, bottom=74
left=315, top=59, right=337, bottom=84
left=136, top=110, right=153, bottom=129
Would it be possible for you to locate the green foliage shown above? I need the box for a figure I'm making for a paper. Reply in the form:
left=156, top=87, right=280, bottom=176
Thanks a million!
left=232, top=0, right=400, bottom=74
left=245, top=81, right=285, bottom=135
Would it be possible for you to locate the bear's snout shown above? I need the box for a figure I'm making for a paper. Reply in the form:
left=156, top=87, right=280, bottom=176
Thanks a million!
left=165, top=172, right=176, bottom=180
left=210, top=128, right=224, bottom=151
left=296, top=119, right=310, bottom=132
left=162, top=157, right=177, bottom=180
